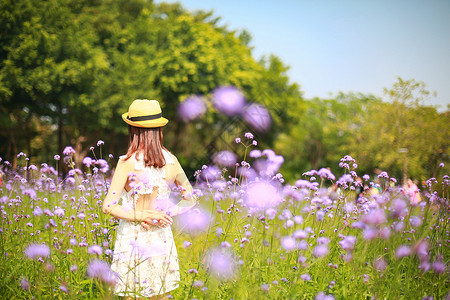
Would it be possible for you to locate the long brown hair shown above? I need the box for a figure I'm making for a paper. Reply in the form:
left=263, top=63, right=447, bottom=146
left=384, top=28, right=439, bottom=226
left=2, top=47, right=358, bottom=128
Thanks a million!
left=124, top=125, right=167, bottom=168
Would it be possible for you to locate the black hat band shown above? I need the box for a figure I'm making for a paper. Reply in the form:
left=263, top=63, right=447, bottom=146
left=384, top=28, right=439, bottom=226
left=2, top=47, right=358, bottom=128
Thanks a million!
left=127, top=113, right=162, bottom=121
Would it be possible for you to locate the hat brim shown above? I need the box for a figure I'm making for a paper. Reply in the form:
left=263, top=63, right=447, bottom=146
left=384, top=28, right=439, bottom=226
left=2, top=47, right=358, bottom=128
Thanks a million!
left=122, top=113, right=169, bottom=128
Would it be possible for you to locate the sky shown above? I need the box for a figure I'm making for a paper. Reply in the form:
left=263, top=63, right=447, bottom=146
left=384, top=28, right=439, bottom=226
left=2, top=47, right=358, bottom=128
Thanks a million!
left=156, top=0, right=450, bottom=110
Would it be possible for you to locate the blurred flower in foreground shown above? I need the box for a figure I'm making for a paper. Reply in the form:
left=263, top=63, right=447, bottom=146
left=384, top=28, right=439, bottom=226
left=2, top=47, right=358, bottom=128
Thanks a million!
left=316, top=291, right=335, bottom=300
left=213, top=150, right=238, bottom=168
left=176, top=207, right=213, bottom=235
left=178, top=96, right=207, bottom=122
left=243, top=103, right=271, bottom=132
left=86, top=259, right=118, bottom=285
left=20, top=277, right=30, bottom=291
left=244, top=181, right=282, bottom=210
left=24, top=243, right=50, bottom=259
left=204, top=248, right=237, bottom=280
left=212, top=86, right=246, bottom=116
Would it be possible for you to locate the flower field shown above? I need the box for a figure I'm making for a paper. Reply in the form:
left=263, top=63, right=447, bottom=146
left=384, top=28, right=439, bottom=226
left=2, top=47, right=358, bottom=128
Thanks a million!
left=0, top=139, right=448, bottom=299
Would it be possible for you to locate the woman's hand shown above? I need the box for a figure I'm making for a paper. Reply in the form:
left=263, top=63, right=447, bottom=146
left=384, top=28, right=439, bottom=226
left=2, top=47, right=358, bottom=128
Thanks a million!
left=140, top=209, right=173, bottom=229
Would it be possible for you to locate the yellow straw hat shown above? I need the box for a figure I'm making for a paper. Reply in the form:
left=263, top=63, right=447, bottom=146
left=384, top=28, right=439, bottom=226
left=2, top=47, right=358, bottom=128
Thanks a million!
left=122, top=99, right=169, bottom=128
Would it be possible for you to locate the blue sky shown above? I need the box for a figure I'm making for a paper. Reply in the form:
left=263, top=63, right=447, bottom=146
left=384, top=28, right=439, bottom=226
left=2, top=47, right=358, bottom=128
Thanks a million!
left=156, top=0, right=450, bottom=110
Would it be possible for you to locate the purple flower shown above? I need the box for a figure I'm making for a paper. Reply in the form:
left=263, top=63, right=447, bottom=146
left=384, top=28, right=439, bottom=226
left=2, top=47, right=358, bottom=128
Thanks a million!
left=396, top=245, right=412, bottom=258
left=410, top=216, right=423, bottom=227
left=373, top=257, right=387, bottom=272
left=313, top=245, right=329, bottom=257
left=300, top=273, right=311, bottom=281
left=83, top=157, right=94, bottom=167
left=205, top=248, right=237, bottom=280
left=183, top=241, right=192, bottom=248
left=86, top=259, right=118, bottom=285
left=244, top=181, right=282, bottom=210
left=244, top=132, right=254, bottom=139
left=316, top=292, right=335, bottom=300
left=337, top=174, right=353, bottom=186
left=20, top=277, right=30, bottom=291
left=439, top=162, right=444, bottom=168
left=339, top=236, right=357, bottom=251
left=293, top=230, right=308, bottom=239
left=212, top=86, right=246, bottom=116
left=70, top=265, right=78, bottom=272
left=96, top=159, right=109, bottom=173
left=97, top=140, right=104, bottom=146
left=201, top=165, right=221, bottom=182
left=54, top=207, right=65, bottom=217
left=317, top=237, right=330, bottom=245
left=248, top=150, right=262, bottom=159
left=281, top=236, right=297, bottom=251
left=242, top=103, right=272, bottom=132
left=176, top=208, right=212, bottom=234
left=24, top=243, right=50, bottom=259
left=63, top=146, right=75, bottom=156
left=235, top=137, right=241, bottom=144
left=391, top=198, right=408, bottom=218
left=33, top=206, right=43, bottom=216
left=193, top=280, right=204, bottom=288
left=414, top=240, right=429, bottom=259
left=88, top=245, right=103, bottom=255
left=317, top=168, right=336, bottom=181
left=213, top=150, right=238, bottom=168
left=178, top=96, right=207, bottom=122
left=378, top=171, right=389, bottom=179
left=54, top=155, right=60, bottom=161
left=23, top=188, right=37, bottom=200
left=431, top=260, right=446, bottom=274
left=362, top=209, right=387, bottom=225
left=362, top=174, right=370, bottom=181
left=60, top=284, right=68, bottom=293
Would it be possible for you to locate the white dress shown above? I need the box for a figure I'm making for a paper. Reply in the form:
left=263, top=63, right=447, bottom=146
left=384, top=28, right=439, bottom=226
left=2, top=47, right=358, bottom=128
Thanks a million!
left=110, top=150, right=181, bottom=298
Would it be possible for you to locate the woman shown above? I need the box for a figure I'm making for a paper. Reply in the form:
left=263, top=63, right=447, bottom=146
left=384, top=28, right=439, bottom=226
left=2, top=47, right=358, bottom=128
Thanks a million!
left=102, top=99, right=197, bottom=299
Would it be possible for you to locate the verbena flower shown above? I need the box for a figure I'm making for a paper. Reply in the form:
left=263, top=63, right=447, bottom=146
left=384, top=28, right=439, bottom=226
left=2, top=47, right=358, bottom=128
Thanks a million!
left=317, top=168, right=336, bottom=181
left=280, top=236, right=297, bottom=251
left=244, top=181, right=282, bottom=210
left=62, top=146, right=75, bottom=156
left=24, top=243, right=50, bottom=259
left=86, top=259, right=118, bottom=285
left=178, top=96, right=207, bottom=122
left=83, top=157, right=94, bottom=167
left=20, top=277, right=30, bottom=291
left=339, top=236, right=357, bottom=251
left=213, top=150, right=238, bottom=168
left=205, top=248, right=237, bottom=280
left=88, top=245, right=103, bottom=255
left=396, top=245, right=412, bottom=258
left=243, top=103, right=271, bottom=132
left=212, top=86, right=246, bottom=116
left=244, top=132, right=254, bottom=139
left=177, top=208, right=212, bottom=234
left=313, top=245, right=329, bottom=257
